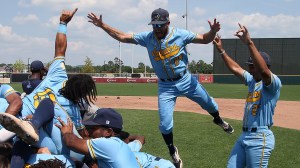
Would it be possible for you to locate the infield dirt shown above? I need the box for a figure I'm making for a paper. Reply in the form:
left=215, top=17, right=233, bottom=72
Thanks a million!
left=95, top=96, right=300, bottom=130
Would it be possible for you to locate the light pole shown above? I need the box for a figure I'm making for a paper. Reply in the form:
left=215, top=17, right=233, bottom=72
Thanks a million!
left=182, top=0, right=188, bottom=30
left=104, top=60, right=106, bottom=71
left=182, top=0, right=190, bottom=55
left=27, top=58, right=30, bottom=72
left=119, top=42, right=122, bottom=76
left=131, top=45, right=134, bottom=74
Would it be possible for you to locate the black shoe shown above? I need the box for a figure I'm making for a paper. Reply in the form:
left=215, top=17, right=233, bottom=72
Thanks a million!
left=213, top=118, right=234, bottom=134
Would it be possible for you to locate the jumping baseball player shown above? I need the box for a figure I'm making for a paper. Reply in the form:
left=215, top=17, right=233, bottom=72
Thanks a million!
left=87, top=8, right=234, bottom=168
left=213, top=24, right=281, bottom=167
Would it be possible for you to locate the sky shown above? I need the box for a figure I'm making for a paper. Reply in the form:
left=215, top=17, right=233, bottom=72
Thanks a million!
left=1, top=0, right=299, bottom=67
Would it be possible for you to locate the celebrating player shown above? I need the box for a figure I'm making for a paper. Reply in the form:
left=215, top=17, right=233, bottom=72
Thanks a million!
left=213, top=24, right=281, bottom=167
left=87, top=8, right=233, bottom=167
left=0, top=8, right=98, bottom=167
left=56, top=108, right=141, bottom=168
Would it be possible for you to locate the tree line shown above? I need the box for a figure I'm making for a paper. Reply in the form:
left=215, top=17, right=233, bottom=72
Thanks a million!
left=1, top=57, right=213, bottom=74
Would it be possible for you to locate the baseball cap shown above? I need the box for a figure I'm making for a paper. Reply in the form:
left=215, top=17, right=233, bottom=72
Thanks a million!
left=83, top=108, right=123, bottom=130
left=245, top=51, right=271, bottom=66
left=22, top=79, right=42, bottom=94
left=30, top=60, right=45, bottom=71
left=148, top=8, right=169, bottom=25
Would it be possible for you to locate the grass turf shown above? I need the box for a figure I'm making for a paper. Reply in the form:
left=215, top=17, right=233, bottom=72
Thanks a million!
left=119, top=109, right=300, bottom=168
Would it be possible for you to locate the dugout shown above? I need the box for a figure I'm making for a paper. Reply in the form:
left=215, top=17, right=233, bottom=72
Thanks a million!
left=213, top=38, right=300, bottom=85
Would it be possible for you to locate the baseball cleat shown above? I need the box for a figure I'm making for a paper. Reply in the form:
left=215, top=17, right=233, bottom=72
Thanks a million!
left=171, top=146, right=183, bottom=168
left=0, top=113, right=39, bottom=145
left=213, top=118, right=234, bottom=134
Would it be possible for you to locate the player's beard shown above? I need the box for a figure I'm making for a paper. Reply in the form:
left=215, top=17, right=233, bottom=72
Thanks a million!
left=154, top=28, right=168, bottom=40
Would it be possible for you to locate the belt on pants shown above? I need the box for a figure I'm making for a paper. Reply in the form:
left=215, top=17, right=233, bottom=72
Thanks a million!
left=159, top=70, right=187, bottom=82
left=242, top=126, right=270, bottom=132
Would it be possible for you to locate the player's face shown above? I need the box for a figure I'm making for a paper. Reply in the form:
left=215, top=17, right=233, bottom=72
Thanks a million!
left=152, top=22, right=170, bottom=40
left=86, top=125, right=111, bottom=138
left=248, top=64, right=262, bottom=81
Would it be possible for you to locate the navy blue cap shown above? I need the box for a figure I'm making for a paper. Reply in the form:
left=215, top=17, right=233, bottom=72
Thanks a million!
left=22, top=79, right=42, bottom=94
left=148, top=8, right=169, bottom=25
left=30, top=60, right=45, bottom=71
left=82, top=108, right=123, bottom=130
left=245, top=51, right=271, bottom=66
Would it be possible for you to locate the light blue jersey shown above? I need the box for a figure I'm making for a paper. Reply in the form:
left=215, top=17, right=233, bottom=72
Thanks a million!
left=0, top=57, right=84, bottom=155
left=133, top=27, right=218, bottom=134
left=128, top=140, right=175, bottom=168
left=243, top=71, right=281, bottom=128
left=227, top=71, right=281, bottom=168
left=87, top=137, right=140, bottom=168
left=22, top=56, right=83, bottom=130
left=0, top=84, right=19, bottom=98
left=134, top=27, right=196, bottom=79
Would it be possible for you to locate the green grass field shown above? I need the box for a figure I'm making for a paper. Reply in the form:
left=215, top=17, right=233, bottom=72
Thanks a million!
left=10, top=83, right=300, bottom=101
left=120, top=109, right=300, bottom=168
left=8, top=83, right=300, bottom=167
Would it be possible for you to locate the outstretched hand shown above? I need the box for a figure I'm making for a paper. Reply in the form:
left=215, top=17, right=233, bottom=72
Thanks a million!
left=234, top=23, right=251, bottom=44
left=60, top=8, right=78, bottom=24
left=55, top=117, right=74, bottom=135
left=87, top=13, right=103, bottom=27
left=208, top=18, right=221, bottom=33
left=213, top=34, right=223, bottom=51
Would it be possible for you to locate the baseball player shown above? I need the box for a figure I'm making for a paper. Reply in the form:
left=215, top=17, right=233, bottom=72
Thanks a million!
left=56, top=108, right=141, bottom=168
left=21, top=60, right=48, bottom=95
left=87, top=8, right=234, bottom=167
left=213, top=24, right=281, bottom=167
left=0, top=8, right=97, bottom=167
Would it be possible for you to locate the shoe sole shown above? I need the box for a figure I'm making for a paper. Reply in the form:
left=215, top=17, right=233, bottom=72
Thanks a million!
left=0, top=113, right=38, bottom=145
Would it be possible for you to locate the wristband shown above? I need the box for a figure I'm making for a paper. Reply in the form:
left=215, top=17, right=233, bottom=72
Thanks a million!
left=58, top=24, right=67, bottom=34
left=219, top=50, right=226, bottom=55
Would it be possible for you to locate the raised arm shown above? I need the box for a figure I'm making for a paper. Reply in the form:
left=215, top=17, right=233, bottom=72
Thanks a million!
left=192, top=18, right=220, bottom=44
left=213, top=35, right=244, bottom=81
left=87, top=13, right=136, bottom=44
left=235, top=23, right=271, bottom=85
left=55, top=8, right=78, bottom=58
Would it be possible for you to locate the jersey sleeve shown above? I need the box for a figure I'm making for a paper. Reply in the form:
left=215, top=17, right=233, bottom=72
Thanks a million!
left=46, top=56, right=67, bottom=81
left=87, top=138, right=116, bottom=160
left=133, top=32, right=150, bottom=47
left=242, top=71, right=253, bottom=86
left=128, top=140, right=143, bottom=152
left=0, top=84, right=19, bottom=98
left=176, top=28, right=196, bottom=45
left=263, top=73, right=282, bottom=95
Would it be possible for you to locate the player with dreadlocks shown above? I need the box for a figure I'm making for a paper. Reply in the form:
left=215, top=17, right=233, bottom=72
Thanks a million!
left=0, top=8, right=97, bottom=168
left=59, top=74, right=97, bottom=108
